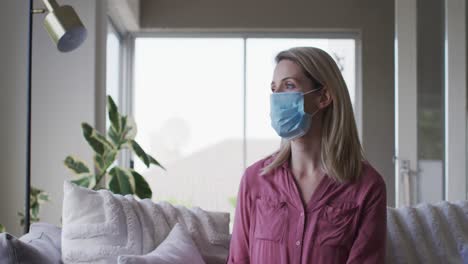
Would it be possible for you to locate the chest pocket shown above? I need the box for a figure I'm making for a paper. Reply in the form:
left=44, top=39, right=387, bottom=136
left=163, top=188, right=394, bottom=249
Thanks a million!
left=317, top=202, right=359, bottom=247
left=254, top=197, right=288, bottom=242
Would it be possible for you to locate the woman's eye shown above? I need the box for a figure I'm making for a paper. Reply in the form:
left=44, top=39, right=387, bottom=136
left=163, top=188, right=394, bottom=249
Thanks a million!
left=285, top=82, right=296, bottom=89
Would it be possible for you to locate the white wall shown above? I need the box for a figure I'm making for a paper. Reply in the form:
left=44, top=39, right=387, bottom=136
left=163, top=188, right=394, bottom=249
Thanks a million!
left=0, top=0, right=29, bottom=236
left=0, top=0, right=106, bottom=236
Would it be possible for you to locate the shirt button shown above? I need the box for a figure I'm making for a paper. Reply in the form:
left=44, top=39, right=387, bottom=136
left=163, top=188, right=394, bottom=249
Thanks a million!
left=296, top=241, right=301, bottom=246
left=300, top=212, right=304, bottom=217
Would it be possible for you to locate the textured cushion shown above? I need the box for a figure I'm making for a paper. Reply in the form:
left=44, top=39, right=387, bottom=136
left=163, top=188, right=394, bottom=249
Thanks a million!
left=21, top=222, right=62, bottom=251
left=61, top=181, right=230, bottom=264
left=0, top=223, right=62, bottom=264
left=386, top=201, right=468, bottom=263
left=118, top=223, right=205, bottom=264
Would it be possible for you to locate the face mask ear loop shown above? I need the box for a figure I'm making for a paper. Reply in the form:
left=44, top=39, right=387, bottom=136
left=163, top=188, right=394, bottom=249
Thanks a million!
left=303, top=87, right=322, bottom=96
left=303, top=87, right=322, bottom=116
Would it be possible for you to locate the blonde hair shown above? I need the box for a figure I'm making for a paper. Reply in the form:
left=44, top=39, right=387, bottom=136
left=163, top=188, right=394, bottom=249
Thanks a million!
left=261, top=47, right=365, bottom=183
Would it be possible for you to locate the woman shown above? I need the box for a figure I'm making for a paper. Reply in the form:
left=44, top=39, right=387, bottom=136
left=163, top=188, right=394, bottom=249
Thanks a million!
left=227, top=47, right=387, bottom=264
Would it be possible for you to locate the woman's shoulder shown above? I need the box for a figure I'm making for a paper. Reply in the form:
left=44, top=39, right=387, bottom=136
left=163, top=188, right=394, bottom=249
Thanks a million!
left=240, top=155, right=278, bottom=188
left=356, top=160, right=387, bottom=193
left=243, top=155, right=274, bottom=177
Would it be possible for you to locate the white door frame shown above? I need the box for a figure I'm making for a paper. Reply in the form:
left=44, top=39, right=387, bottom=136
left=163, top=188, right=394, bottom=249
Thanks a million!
left=396, top=0, right=467, bottom=207
left=444, top=0, right=467, bottom=201
left=395, top=0, right=418, bottom=207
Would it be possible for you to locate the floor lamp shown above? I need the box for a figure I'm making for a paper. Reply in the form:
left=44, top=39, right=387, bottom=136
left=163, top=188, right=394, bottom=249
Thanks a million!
left=25, top=0, right=87, bottom=233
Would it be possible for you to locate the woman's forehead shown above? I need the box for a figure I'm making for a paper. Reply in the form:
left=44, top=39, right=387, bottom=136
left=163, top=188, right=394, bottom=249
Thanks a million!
left=272, top=60, right=306, bottom=82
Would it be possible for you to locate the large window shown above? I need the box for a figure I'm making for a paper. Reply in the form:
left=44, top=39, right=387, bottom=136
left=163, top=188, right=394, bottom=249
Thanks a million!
left=133, top=36, right=357, bottom=219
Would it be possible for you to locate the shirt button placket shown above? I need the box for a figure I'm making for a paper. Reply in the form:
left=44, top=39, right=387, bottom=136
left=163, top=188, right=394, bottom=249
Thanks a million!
left=296, top=211, right=306, bottom=263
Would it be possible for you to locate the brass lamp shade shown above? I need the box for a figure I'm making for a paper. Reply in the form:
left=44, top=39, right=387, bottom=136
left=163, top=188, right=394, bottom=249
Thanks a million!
left=44, top=5, right=87, bottom=52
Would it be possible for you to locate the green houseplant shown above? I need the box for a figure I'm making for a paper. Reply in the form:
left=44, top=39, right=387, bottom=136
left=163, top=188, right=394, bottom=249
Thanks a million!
left=0, top=96, right=163, bottom=233
left=64, top=96, right=164, bottom=199
left=18, top=187, right=50, bottom=226
left=1, top=182, right=49, bottom=233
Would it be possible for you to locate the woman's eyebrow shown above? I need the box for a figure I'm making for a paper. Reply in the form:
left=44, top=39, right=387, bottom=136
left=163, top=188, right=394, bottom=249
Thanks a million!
left=281, top=76, right=297, bottom=82
left=271, top=77, right=298, bottom=86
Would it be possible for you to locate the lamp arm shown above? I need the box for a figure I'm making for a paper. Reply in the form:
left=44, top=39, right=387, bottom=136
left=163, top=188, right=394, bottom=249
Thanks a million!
left=25, top=0, right=34, bottom=234
left=32, top=9, right=46, bottom=14
left=40, top=0, right=59, bottom=12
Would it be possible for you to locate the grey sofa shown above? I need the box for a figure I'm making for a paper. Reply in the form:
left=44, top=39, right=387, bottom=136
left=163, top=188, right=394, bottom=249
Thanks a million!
left=1, top=201, right=468, bottom=264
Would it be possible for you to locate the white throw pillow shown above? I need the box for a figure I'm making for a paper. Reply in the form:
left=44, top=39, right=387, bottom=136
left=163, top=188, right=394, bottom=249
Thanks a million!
left=61, top=181, right=230, bottom=264
left=118, top=223, right=206, bottom=264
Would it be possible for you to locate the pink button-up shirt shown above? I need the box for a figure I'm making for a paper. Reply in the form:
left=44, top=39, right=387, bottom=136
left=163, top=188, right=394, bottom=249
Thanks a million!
left=227, top=156, right=387, bottom=264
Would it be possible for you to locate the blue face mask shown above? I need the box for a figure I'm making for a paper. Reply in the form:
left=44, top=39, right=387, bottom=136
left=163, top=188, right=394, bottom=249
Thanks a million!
left=270, top=89, right=321, bottom=140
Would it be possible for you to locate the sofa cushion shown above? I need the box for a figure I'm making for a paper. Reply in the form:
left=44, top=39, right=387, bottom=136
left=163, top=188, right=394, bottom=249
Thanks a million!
left=61, top=181, right=230, bottom=264
left=21, top=222, right=62, bottom=251
left=0, top=222, right=62, bottom=264
left=386, top=200, right=468, bottom=263
left=118, top=223, right=205, bottom=264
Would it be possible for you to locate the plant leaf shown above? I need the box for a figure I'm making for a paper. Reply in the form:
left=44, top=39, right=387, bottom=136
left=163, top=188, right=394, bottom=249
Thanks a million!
left=148, top=155, right=165, bottom=170
left=18, top=212, right=25, bottom=227
left=38, top=193, right=50, bottom=203
left=64, top=156, right=90, bottom=174
left=103, top=151, right=117, bottom=168
left=129, top=170, right=152, bottom=199
left=89, top=175, right=97, bottom=189
left=108, top=95, right=121, bottom=133
left=108, top=167, right=133, bottom=195
left=31, top=187, right=40, bottom=196
left=31, top=187, right=47, bottom=197
left=96, top=134, right=116, bottom=152
left=82, top=123, right=115, bottom=154
left=108, top=126, right=121, bottom=146
left=228, top=196, right=237, bottom=208
left=81, top=123, right=115, bottom=155
left=124, top=116, right=137, bottom=141
left=0, top=224, right=5, bottom=233
left=72, top=176, right=91, bottom=188
left=31, top=206, right=39, bottom=219
left=121, top=116, right=127, bottom=134
left=94, top=155, right=106, bottom=172
left=23, top=187, right=49, bottom=225
left=82, top=123, right=105, bottom=155
left=94, top=151, right=116, bottom=176
left=130, top=140, right=150, bottom=167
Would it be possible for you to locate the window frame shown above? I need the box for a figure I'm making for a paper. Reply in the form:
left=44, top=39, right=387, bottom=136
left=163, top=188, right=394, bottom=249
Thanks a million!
left=107, top=18, right=135, bottom=167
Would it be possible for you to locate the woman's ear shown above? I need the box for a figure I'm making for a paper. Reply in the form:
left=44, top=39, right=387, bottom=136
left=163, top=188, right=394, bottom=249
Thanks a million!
left=318, top=88, right=333, bottom=109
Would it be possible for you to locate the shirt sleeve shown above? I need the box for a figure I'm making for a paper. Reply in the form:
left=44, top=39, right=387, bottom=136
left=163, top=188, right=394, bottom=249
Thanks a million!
left=227, top=173, right=252, bottom=264
left=346, top=180, right=387, bottom=264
